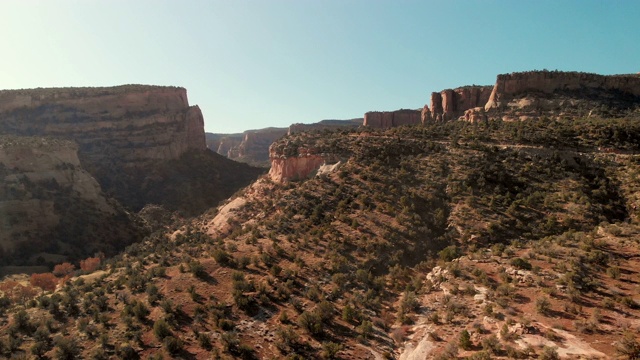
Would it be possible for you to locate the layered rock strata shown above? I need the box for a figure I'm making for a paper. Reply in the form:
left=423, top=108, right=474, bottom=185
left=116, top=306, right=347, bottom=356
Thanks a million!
left=0, top=85, right=206, bottom=167
left=429, top=86, right=493, bottom=122
left=363, top=110, right=421, bottom=128
left=485, top=71, right=640, bottom=110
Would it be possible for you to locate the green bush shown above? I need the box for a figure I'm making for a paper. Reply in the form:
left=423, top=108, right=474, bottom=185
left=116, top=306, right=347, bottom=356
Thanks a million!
left=439, top=246, right=460, bottom=262
left=153, top=318, right=172, bottom=340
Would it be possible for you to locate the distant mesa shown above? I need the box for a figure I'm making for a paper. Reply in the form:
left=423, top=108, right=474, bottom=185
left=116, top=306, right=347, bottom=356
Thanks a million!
left=364, top=70, right=640, bottom=129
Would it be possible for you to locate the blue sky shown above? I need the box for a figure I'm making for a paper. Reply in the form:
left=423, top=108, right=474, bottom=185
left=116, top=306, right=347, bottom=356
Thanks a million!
left=1, top=1, right=639, bottom=133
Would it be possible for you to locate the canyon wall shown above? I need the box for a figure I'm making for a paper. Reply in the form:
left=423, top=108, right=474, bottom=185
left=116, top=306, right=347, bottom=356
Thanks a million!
left=485, top=71, right=640, bottom=110
left=363, top=110, right=421, bottom=128
left=207, top=128, right=287, bottom=166
left=207, top=119, right=362, bottom=166
left=0, top=136, right=144, bottom=264
left=0, top=85, right=206, bottom=168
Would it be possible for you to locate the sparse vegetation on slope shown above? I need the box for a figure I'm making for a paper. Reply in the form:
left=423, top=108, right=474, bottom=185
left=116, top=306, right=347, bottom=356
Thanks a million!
left=2, top=119, right=640, bottom=359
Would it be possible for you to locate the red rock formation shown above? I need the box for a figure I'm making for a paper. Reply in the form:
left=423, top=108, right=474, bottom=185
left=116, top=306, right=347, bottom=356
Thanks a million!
left=485, top=71, right=640, bottom=110
left=429, top=86, right=493, bottom=121
left=430, top=92, right=443, bottom=121
left=268, top=145, right=326, bottom=182
left=269, top=154, right=326, bottom=183
left=363, top=109, right=421, bottom=128
left=421, top=105, right=432, bottom=123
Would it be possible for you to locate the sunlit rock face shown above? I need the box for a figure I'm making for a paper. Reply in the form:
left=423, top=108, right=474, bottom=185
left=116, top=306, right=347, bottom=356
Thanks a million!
left=485, top=71, right=640, bottom=110
left=363, top=110, right=421, bottom=128
left=0, top=85, right=206, bottom=168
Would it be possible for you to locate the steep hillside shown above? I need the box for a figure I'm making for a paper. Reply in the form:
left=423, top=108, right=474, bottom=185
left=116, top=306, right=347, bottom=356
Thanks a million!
left=4, top=119, right=640, bottom=359
left=0, top=136, right=146, bottom=267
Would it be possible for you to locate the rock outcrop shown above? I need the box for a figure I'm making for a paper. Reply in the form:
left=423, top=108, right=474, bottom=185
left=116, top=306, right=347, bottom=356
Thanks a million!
left=268, top=139, right=342, bottom=182
left=268, top=152, right=326, bottom=183
left=363, top=110, right=421, bottom=128
left=429, top=86, right=493, bottom=121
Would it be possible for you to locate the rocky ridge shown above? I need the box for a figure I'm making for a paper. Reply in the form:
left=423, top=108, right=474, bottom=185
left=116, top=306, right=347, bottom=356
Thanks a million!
left=369, top=71, right=640, bottom=130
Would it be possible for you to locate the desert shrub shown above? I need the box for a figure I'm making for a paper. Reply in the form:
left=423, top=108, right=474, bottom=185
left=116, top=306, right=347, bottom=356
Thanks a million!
left=188, top=261, right=206, bottom=279
left=510, top=257, right=532, bottom=270
left=80, top=257, right=101, bottom=273
left=321, top=342, right=342, bottom=359
left=163, top=336, right=183, bottom=355
left=439, top=245, right=460, bottom=262
left=316, top=301, right=334, bottom=323
left=146, top=284, right=161, bottom=305
left=53, top=336, right=80, bottom=360
left=12, top=310, right=32, bottom=333
left=197, top=332, right=212, bottom=350
left=616, top=331, right=640, bottom=359
left=358, top=320, right=373, bottom=339
left=221, top=331, right=240, bottom=353
left=53, top=263, right=75, bottom=277
left=539, top=346, right=559, bottom=360
left=212, top=249, right=234, bottom=267
left=535, top=296, right=551, bottom=315
left=470, top=351, right=492, bottom=360
left=31, top=338, right=50, bottom=357
left=30, top=273, right=58, bottom=292
left=298, top=311, right=323, bottom=336
left=459, top=329, right=472, bottom=350
left=482, top=334, right=501, bottom=354
left=153, top=318, right=172, bottom=340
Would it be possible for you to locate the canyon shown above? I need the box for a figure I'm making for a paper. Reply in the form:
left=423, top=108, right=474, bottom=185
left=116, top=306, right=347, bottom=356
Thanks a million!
left=0, top=85, right=262, bottom=212
left=0, top=85, right=263, bottom=264
left=206, top=118, right=362, bottom=166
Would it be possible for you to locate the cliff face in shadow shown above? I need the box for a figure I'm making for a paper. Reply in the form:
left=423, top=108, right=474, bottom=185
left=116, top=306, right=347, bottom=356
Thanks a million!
left=0, top=136, right=146, bottom=266
left=0, top=85, right=264, bottom=214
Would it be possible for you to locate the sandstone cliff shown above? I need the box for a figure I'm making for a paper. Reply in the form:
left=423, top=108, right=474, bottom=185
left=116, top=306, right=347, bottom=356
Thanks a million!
left=268, top=136, right=346, bottom=182
left=0, top=136, right=145, bottom=265
left=485, top=71, right=640, bottom=110
left=428, top=86, right=493, bottom=122
left=0, top=85, right=206, bottom=166
left=363, top=109, right=421, bottom=128
left=0, top=85, right=264, bottom=214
